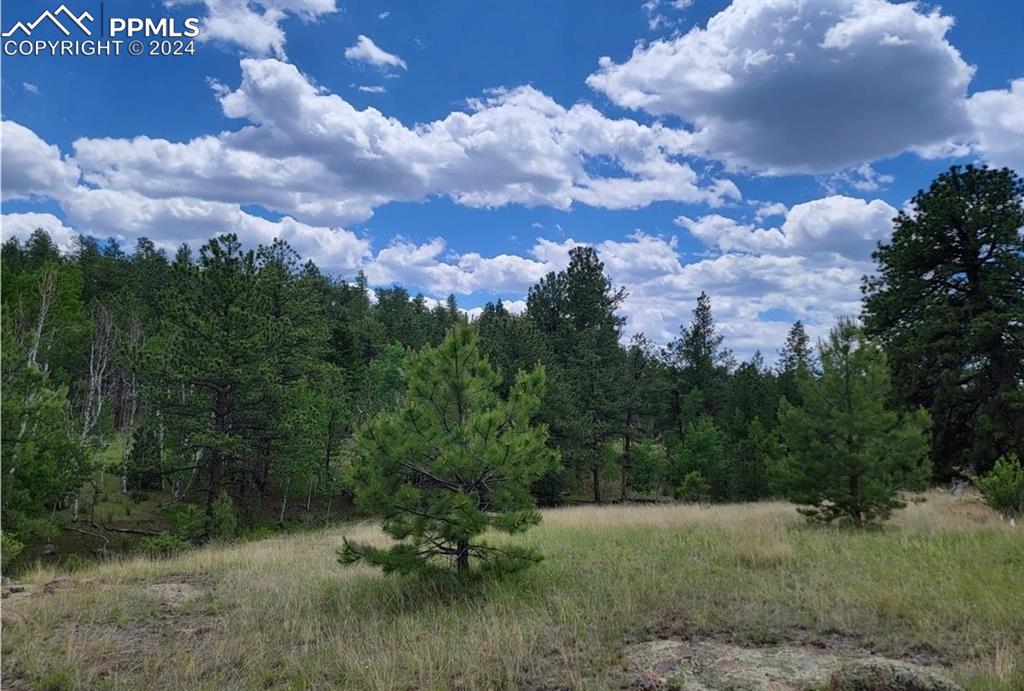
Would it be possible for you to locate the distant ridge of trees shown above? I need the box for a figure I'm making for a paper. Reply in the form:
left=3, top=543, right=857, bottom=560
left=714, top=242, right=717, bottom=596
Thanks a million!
left=2, top=165, right=1021, bottom=551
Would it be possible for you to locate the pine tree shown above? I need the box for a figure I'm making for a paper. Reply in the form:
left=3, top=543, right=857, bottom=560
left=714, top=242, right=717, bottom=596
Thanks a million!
left=778, top=320, right=812, bottom=406
left=778, top=320, right=931, bottom=526
left=526, top=246, right=626, bottom=503
left=670, top=292, right=733, bottom=430
left=340, top=324, right=555, bottom=576
left=863, top=165, right=1024, bottom=477
left=672, top=415, right=728, bottom=501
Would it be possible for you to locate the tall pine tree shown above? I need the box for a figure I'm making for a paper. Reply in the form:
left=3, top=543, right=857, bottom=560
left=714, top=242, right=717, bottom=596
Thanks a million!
left=863, top=165, right=1024, bottom=477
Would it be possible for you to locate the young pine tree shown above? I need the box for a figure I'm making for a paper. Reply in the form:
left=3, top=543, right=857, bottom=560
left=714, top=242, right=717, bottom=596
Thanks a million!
left=672, top=415, right=728, bottom=501
left=340, top=324, right=555, bottom=577
left=778, top=320, right=931, bottom=527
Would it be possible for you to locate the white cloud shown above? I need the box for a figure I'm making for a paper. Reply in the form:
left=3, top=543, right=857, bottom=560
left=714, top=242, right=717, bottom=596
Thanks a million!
left=830, top=163, right=896, bottom=192
left=378, top=11, right=390, bottom=19
left=643, top=0, right=693, bottom=31
left=70, top=58, right=739, bottom=227
left=166, top=0, right=337, bottom=57
left=357, top=85, right=387, bottom=94
left=1, top=212, right=78, bottom=251
left=60, top=186, right=370, bottom=271
left=345, top=35, right=407, bottom=70
left=965, top=78, right=1024, bottom=172
left=677, top=195, right=896, bottom=260
left=754, top=201, right=786, bottom=222
left=1, top=120, right=80, bottom=201
left=588, top=0, right=974, bottom=173
left=22, top=82, right=40, bottom=95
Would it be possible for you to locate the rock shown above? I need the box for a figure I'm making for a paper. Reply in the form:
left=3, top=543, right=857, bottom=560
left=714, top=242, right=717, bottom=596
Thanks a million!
left=829, top=658, right=962, bottom=691
left=626, top=639, right=838, bottom=690
left=625, top=640, right=962, bottom=691
left=42, top=576, right=74, bottom=593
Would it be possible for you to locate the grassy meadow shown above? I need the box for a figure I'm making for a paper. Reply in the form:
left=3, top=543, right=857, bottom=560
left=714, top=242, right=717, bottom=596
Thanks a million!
left=2, top=492, right=1022, bottom=690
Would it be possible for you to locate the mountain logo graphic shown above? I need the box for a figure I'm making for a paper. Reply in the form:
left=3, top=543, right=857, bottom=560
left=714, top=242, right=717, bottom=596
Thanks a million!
left=3, top=4, right=94, bottom=37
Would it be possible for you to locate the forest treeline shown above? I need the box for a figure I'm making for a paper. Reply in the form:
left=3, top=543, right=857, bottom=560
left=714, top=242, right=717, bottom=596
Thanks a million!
left=2, top=165, right=1022, bottom=554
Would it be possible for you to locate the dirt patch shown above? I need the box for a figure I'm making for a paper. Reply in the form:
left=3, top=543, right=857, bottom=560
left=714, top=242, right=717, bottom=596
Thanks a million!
left=145, top=580, right=206, bottom=604
left=625, top=639, right=961, bottom=690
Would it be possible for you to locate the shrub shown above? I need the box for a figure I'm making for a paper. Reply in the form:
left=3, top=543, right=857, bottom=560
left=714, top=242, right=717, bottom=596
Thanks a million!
left=674, top=471, right=710, bottom=502
left=167, top=503, right=206, bottom=542
left=975, top=455, right=1024, bottom=517
left=1, top=531, right=25, bottom=572
left=629, top=439, right=668, bottom=495
left=209, top=493, right=238, bottom=540
left=62, top=554, right=89, bottom=572
left=139, top=533, right=191, bottom=558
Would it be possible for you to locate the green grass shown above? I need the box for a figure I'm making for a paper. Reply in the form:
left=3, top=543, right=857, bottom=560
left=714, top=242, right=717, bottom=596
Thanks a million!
left=2, top=494, right=1022, bottom=690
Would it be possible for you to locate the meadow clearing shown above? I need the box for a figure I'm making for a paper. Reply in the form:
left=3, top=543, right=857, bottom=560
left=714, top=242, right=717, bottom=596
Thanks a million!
left=2, top=492, right=1021, bottom=690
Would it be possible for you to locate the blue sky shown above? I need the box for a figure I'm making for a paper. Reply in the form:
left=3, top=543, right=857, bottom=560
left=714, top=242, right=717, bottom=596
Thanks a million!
left=2, top=0, right=1022, bottom=358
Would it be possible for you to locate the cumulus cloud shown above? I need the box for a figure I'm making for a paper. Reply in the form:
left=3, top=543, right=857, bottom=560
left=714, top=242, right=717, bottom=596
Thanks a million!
left=588, top=0, right=974, bottom=173
left=677, top=195, right=896, bottom=260
left=965, top=78, right=1024, bottom=172
left=60, top=186, right=370, bottom=271
left=1, top=212, right=78, bottom=251
left=70, top=58, right=739, bottom=227
left=345, top=35, right=407, bottom=70
left=167, top=0, right=338, bottom=57
left=1, top=120, right=80, bottom=201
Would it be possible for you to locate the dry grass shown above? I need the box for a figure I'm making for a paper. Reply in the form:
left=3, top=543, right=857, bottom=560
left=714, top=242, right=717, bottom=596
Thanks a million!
left=2, top=492, right=1021, bottom=690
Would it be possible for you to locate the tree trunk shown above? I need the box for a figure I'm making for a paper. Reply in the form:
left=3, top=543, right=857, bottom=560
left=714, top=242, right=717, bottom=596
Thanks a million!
left=621, top=411, right=633, bottom=502
left=456, top=540, right=470, bottom=572
left=593, top=466, right=602, bottom=504
left=279, top=487, right=288, bottom=525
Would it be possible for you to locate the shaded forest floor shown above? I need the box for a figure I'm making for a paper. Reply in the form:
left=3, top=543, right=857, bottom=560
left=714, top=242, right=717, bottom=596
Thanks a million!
left=2, top=493, right=1022, bottom=690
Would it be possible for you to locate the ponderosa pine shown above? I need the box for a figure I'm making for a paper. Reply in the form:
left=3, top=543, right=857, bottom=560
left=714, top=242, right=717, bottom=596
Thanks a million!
left=778, top=320, right=931, bottom=526
left=340, top=324, right=555, bottom=576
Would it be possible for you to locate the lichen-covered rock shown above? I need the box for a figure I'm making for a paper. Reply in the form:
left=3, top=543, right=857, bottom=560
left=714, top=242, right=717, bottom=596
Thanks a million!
left=625, top=639, right=962, bottom=691
left=828, top=658, right=962, bottom=691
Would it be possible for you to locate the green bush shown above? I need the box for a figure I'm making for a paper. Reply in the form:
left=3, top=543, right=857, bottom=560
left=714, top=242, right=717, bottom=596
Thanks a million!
left=1, top=531, right=25, bottom=572
left=629, top=439, right=668, bottom=495
left=975, top=455, right=1024, bottom=517
left=674, top=471, right=710, bottom=503
left=139, top=533, right=191, bottom=558
left=167, top=503, right=206, bottom=542
left=209, top=493, right=239, bottom=540
left=62, top=554, right=89, bottom=572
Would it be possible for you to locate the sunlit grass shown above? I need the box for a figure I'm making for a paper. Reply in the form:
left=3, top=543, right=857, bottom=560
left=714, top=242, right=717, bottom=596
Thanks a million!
left=3, top=492, right=1021, bottom=690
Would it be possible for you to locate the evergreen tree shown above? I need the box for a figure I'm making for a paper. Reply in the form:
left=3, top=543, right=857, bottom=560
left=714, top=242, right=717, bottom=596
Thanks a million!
left=778, top=320, right=931, bottom=526
left=672, top=415, right=728, bottom=501
left=778, top=320, right=812, bottom=405
left=863, top=165, right=1024, bottom=477
left=526, top=246, right=626, bottom=503
left=670, top=292, right=733, bottom=430
left=341, top=325, right=554, bottom=575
